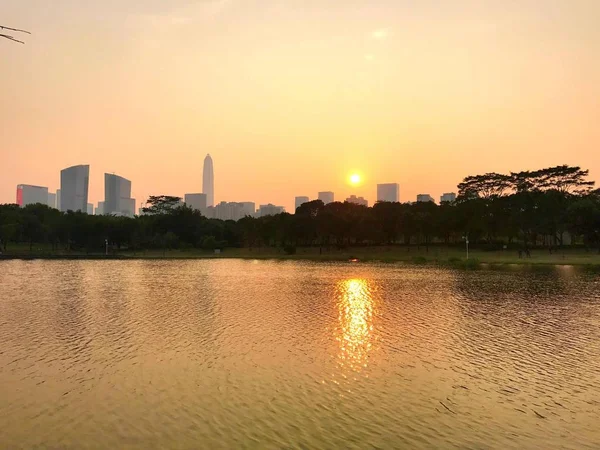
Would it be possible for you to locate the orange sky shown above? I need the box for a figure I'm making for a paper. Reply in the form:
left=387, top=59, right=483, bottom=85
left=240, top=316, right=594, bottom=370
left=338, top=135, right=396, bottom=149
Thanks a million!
left=2, top=0, right=599, bottom=211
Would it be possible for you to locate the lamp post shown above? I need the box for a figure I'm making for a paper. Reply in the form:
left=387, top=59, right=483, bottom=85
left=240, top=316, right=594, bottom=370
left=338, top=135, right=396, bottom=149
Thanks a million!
left=463, top=233, right=469, bottom=260
left=105, top=239, right=108, bottom=256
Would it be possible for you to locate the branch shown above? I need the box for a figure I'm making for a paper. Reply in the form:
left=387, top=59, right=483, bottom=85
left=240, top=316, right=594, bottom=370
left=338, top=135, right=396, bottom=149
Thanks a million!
left=0, top=33, right=24, bottom=44
left=0, top=25, right=30, bottom=44
left=0, top=25, right=31, bottom=34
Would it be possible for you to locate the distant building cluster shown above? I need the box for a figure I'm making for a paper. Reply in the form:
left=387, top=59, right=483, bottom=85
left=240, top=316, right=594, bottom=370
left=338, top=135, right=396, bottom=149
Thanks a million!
left=16, top=154, right=457, bottom=218
left=345, top=195, right=368, bottom=207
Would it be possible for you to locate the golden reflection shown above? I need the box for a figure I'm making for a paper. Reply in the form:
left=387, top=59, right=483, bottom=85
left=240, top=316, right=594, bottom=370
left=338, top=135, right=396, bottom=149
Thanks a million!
left=336, top=278, right=375, bottom=373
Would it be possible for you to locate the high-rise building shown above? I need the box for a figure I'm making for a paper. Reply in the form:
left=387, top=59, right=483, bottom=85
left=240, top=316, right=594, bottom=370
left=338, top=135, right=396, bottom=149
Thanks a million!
left=318, top=191, right=334, bottom=204
left=184, top=193, right=207, bottom=212
left=96, top=201, right=105, bottom=215
left=60, top=165, right=89, bottom=212
left=377, top=183, right=399, bottom=203
left=416, top=194, right=434, bottom=203
left=239, top=202, right=256, bottom=218
left=258, top=204, right=285, bottom=217
left=47, top=192, right=57, bottom=209
left=295, top=196, right=310, bottom=211
left=345, top=195, right=369, bottom=207
left=440, top=192, right=457, bottom=203
left=16, top=184, right=49, bottom=207
left=87, top=203, right=93, bottom=215
left=207, top=201, right=256, bottom=221
left=56, top=189, right=61, bottom=210
left=203, top=154, right=214, bottom=207
left=104, top=173, right=135, bottom=217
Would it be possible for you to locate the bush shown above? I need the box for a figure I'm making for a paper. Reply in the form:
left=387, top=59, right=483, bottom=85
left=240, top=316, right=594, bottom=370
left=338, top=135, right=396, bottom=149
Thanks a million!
left=283, top=245, right=297, bottom=255
left=411, top=256, right=427, bottom=264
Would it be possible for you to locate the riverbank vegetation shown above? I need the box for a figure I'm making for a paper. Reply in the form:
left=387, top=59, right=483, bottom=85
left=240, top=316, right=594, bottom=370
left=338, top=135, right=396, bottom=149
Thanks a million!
left=1, top=166, right=599, bottom=264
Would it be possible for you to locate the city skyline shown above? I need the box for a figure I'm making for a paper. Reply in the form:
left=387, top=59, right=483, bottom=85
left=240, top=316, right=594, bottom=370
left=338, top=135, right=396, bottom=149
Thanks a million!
left=2, top=1, right=599, bottom=212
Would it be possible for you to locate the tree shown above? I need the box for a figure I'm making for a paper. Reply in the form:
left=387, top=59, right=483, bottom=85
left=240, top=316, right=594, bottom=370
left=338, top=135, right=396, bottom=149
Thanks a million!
left=457, top=173, right=512, bottom=199
left=142, top=196, right=183, bottom=215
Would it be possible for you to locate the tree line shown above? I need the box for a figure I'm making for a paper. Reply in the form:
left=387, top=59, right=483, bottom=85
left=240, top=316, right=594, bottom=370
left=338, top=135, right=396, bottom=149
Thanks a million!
left=1, top=165, right=599, bottom=254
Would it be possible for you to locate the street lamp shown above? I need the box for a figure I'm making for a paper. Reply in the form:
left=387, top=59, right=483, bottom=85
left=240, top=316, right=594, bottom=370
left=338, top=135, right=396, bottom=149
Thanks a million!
left=463, top=233, right=469, bottom=260
left=105, top=239, right=108, bottom=256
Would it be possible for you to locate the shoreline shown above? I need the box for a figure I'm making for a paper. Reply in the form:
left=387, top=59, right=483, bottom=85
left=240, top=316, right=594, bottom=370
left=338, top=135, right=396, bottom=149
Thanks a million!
left=2, top=250, right=600, bottom=269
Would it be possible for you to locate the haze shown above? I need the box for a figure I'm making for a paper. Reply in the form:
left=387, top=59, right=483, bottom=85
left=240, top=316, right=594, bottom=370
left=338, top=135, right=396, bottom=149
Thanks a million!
left=2, top=0, right=599, bottom=211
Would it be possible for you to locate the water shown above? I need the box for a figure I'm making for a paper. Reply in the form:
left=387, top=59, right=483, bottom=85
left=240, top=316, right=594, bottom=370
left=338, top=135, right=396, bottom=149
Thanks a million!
left=1, top=260, right=599, bottom=449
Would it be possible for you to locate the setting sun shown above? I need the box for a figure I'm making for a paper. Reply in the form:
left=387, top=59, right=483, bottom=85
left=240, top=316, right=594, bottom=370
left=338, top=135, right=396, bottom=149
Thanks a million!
left=349, top=174, right=361, bottom=186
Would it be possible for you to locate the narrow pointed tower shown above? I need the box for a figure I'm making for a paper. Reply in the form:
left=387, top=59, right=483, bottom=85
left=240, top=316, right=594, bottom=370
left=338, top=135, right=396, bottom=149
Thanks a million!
left=203, top=154, right=214, bottom=207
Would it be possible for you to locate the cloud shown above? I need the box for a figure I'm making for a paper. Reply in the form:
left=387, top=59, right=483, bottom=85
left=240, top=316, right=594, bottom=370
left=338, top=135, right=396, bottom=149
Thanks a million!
left=370, top=28, right=391, bottom=40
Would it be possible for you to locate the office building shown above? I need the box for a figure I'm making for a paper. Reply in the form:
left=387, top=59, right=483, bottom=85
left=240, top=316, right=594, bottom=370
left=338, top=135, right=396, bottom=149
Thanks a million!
left=377, top=183, right=399, bottom=203
left=318, top=191, right=334, bottom=204
left=345, top=195, right=369, bottom=207
left=104, top=173, right=135, bottom=217
left=258, top=204, right=285, bottom=217
left=185, top=193, right=207, bottom=212
left=206, top=201, right=256, bottom=221
left=417, top=194, right=434, bottom=203
left=16, top=184, right=48, bottom=207
left=96, top=202, right=104, bottom=215
left=295, top=196, right=310, bottom=211
left=56, top=189, right=61, bottom=210
left=440, top=192, right=457, bottom=203
left=60, top=165, right=89, bottom=212
left=47, top=192, right=57, bottom=209
left=87, top=203, right=93, bottom=215
left=203, top=154, right=215, bottom=207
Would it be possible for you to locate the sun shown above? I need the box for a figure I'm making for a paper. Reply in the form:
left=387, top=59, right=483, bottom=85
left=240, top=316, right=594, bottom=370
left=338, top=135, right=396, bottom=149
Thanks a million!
left=349, top=174, right=361, bottom=186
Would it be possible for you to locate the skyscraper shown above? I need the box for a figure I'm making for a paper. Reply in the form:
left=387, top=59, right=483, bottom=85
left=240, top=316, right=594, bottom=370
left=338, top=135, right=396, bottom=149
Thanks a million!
left=203, top=154, right=214, bottom=207
left=104, top=173, right=135, bottom=216
left=377, top=183, right=399, bottom=203
left=416, top=194, right=434, bottom=203
left=60, top=165, right=89, bottom=212
left=16, top=184, right=49, bottom=207
left=440, top=192, right=457, bottom=203
left=184, top=193, right=207, bottom=212
left=295, top=196, right=310, bottom=211
left=47, top=192, right=57, bottom=209
left=318, top=191, right=334, bottom=204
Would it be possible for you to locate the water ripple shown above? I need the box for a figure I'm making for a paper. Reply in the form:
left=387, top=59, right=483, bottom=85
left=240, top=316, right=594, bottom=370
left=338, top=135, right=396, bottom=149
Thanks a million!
left=1, top=260, right=599, bottom=448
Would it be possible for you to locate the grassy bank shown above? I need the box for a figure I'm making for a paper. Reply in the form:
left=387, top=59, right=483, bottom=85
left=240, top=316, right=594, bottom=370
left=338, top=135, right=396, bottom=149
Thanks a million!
left=2, top=244, right=600, bottom=267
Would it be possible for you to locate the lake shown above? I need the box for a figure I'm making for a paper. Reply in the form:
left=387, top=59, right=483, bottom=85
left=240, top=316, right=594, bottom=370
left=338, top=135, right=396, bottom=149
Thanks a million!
left=1, top=260, right=599, bottom=449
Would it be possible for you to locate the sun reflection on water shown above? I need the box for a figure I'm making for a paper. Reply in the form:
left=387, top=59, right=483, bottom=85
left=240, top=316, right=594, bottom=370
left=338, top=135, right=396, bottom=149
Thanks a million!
left=336, top=278, right=375, bottom=373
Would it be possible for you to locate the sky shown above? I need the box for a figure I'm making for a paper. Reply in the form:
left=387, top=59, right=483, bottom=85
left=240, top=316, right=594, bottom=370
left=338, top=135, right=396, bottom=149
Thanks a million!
left=2, top=0, right=599, bottom=212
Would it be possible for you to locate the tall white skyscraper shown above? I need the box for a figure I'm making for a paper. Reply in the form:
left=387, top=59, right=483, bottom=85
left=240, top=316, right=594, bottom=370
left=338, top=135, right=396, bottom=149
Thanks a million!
left=295, top=196, right=310, bottom=211
left=56, top=189, right=61, bottom=210
left=60, top=165, right=89, bottom=212
left=377, top=183, right=399, bottom=203
left=16, top=184, right=49, bottom=207
left=318, top=191, right=334, bottom=204
left=104, top=173, right=135, bottom=217
left=203, top=154, right=214, bottom=207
